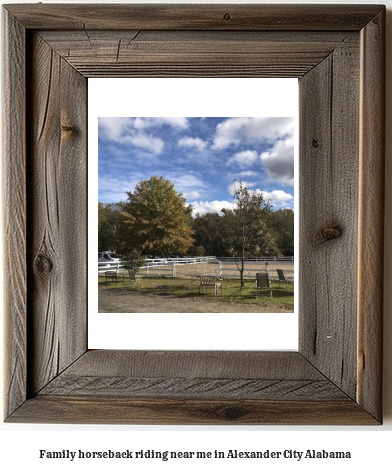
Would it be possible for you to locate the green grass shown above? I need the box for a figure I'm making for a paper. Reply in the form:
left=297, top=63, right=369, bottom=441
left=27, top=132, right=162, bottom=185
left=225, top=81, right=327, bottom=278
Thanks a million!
left=98, top=274, right=294, bottom=310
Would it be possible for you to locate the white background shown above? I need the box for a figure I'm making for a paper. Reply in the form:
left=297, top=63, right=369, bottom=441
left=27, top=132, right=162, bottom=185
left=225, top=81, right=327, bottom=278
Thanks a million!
left=89, top=77, right=299, bottom=351
left=1, top=1, right=391, bottom=473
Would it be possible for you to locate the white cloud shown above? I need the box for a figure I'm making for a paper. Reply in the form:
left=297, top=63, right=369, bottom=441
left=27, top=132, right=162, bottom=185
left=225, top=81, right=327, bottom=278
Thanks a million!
left=98, top=190, right=129, bottom=203
left=260, top=135, right=294, bottom=185
left=189, top=190, right=293, bottom=215
left=213, top=117, right=294, bottom=149
left=99, top=117, right=190, bottom=155
left=169, top=173, right=208, bottom=193
left=228, top=150, right=258, bottom=168
left=227, top=180, right=256, bottom=196
left=224, top=183, right=293, bottom=208
left=263, top=190, right=293, bottom=207
left=98, top=176, right=137, bottom=203
left=226, top=170, right=258, bottom=179
left=160, top=172, right=212, bottom=205
left=239, top=171, right=258, bottom=177
left=129, top=133, right=164, bottom=154
left=178, top=136, right=207, bottom=151
left=183, top=190, right=201, bottom=200
left=98, top=173, right=209, bottom=205
left=99, top=118, right=164, bottom=154
left=99, top=117, right=130, bottom=142
left=190, top=200, right=234, bottom=216
left=133, top=117, right=189, bottom=129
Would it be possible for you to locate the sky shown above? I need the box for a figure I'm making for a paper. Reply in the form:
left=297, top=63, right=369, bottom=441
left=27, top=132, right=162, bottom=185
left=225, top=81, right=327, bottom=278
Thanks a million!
left=98, top=116, right=294, bottom=216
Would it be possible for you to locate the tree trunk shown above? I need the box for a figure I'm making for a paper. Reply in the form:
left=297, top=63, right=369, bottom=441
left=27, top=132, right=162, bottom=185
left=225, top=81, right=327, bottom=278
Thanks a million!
left=240, top=253, right=245, bottom=287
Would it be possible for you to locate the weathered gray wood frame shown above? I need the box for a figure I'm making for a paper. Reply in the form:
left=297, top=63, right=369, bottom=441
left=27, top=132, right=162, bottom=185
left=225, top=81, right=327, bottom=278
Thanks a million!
left=2, top=4, right=385, bottom=424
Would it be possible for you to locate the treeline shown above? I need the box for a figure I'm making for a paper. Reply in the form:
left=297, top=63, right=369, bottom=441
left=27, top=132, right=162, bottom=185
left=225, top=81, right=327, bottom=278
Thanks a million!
left=191, top=207, right=294, bottom=257
left=98, top=176, right=294, bottom=258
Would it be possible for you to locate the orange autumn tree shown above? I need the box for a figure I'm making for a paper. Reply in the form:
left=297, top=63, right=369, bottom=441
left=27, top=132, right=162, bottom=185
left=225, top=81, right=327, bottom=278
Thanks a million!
left=121, top=176, right=194, bottom=256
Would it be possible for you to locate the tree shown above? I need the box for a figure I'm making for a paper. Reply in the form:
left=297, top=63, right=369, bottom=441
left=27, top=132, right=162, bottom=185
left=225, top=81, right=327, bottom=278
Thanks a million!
left=121, top=176, right=194, bottom=256
left=221, top=180, right=278, bottom=287
left=191, top=212, right=225, bottom=257
left=121, top=248, right=145, bottom=278
left=98, top=202, right=124, bottom=251
left=194, top=245, right=206, bottom=256
left=268, top=208, right=294, bottom=256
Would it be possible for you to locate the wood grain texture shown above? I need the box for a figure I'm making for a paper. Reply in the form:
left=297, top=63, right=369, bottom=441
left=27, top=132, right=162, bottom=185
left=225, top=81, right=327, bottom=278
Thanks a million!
left=4, top=4, right=384, bottom=31
left=24, top=351, right=372, bottom=423
left=59, top=350, right=324, bottom=379
left=299, top=41, right=360, bottom=400
left=39, top=376, right=347, bottom=400
left=2, top=4, right=384, bottom=425
left=2, top=9, right=27, bottom=419
left=27, top=33, right=88, bottom=395
left=39, top=30, right=358, bottom=78
left=357, top=9, right=385, bottom=422
left=9, top=396, right=379, bottom=425
left=38, top=351, right=346, bottom=400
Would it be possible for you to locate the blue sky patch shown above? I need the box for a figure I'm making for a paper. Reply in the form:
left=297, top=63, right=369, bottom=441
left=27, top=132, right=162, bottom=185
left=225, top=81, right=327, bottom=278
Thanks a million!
left=98, top=117, right=294, bottom=216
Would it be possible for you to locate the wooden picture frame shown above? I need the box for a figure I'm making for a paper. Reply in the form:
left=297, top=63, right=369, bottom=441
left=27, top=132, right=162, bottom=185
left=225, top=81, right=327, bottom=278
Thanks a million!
left=3, top=4, right=385, bottom=424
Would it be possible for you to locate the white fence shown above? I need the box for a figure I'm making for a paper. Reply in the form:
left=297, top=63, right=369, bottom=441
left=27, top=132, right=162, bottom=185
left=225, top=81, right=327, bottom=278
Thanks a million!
left=98, top=256, right=294, bottom=281
left=218, top=260, right=294, bottom=280
left=217, top=256, right=294, bottom=262
left=98, top=256, right=217, bottom=277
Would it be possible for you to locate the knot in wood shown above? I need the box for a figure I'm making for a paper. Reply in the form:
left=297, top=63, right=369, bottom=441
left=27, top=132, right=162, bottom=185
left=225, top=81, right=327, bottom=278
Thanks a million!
left=314, top=225, right=342, bottom=245
left=223, top=405, right=244, bottom=420
left=61, top=124, right=77, bottom=134
left=312, top=139, right=319, bottom=148
left=34, top=253, right=53, bottom=275
left=223, top=13, right=231, bottom=21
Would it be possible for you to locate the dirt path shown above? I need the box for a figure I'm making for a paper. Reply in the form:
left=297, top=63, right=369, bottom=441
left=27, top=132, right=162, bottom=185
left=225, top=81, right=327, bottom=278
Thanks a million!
left=98, top=287, right=292, bottom=313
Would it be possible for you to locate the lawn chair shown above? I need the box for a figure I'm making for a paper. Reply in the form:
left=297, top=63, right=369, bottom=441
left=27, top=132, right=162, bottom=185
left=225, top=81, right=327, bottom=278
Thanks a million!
left=255, top=272, right=273, bottom=298
left=276, top=268, right=291, bottom=289
left=104, top=265, right=124, bottom=285
left=199, top=275, right=222, bottom=296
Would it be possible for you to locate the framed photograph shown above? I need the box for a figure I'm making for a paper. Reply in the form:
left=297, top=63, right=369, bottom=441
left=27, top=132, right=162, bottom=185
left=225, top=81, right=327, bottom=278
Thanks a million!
left=3, top=4, right=384, bottom=424
left=91, top=80, right=298, bottom=351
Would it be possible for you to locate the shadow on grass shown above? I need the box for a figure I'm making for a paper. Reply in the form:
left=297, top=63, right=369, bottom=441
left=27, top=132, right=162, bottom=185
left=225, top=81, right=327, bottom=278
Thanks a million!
left=98, top=275, right=294, bottom=309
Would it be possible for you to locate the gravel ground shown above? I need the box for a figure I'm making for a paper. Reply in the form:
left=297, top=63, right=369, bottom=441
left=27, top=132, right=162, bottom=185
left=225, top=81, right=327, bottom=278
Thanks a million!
left=98, top=287, right=293, bottom=313
left=99, top=262, right=294, bottom=313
